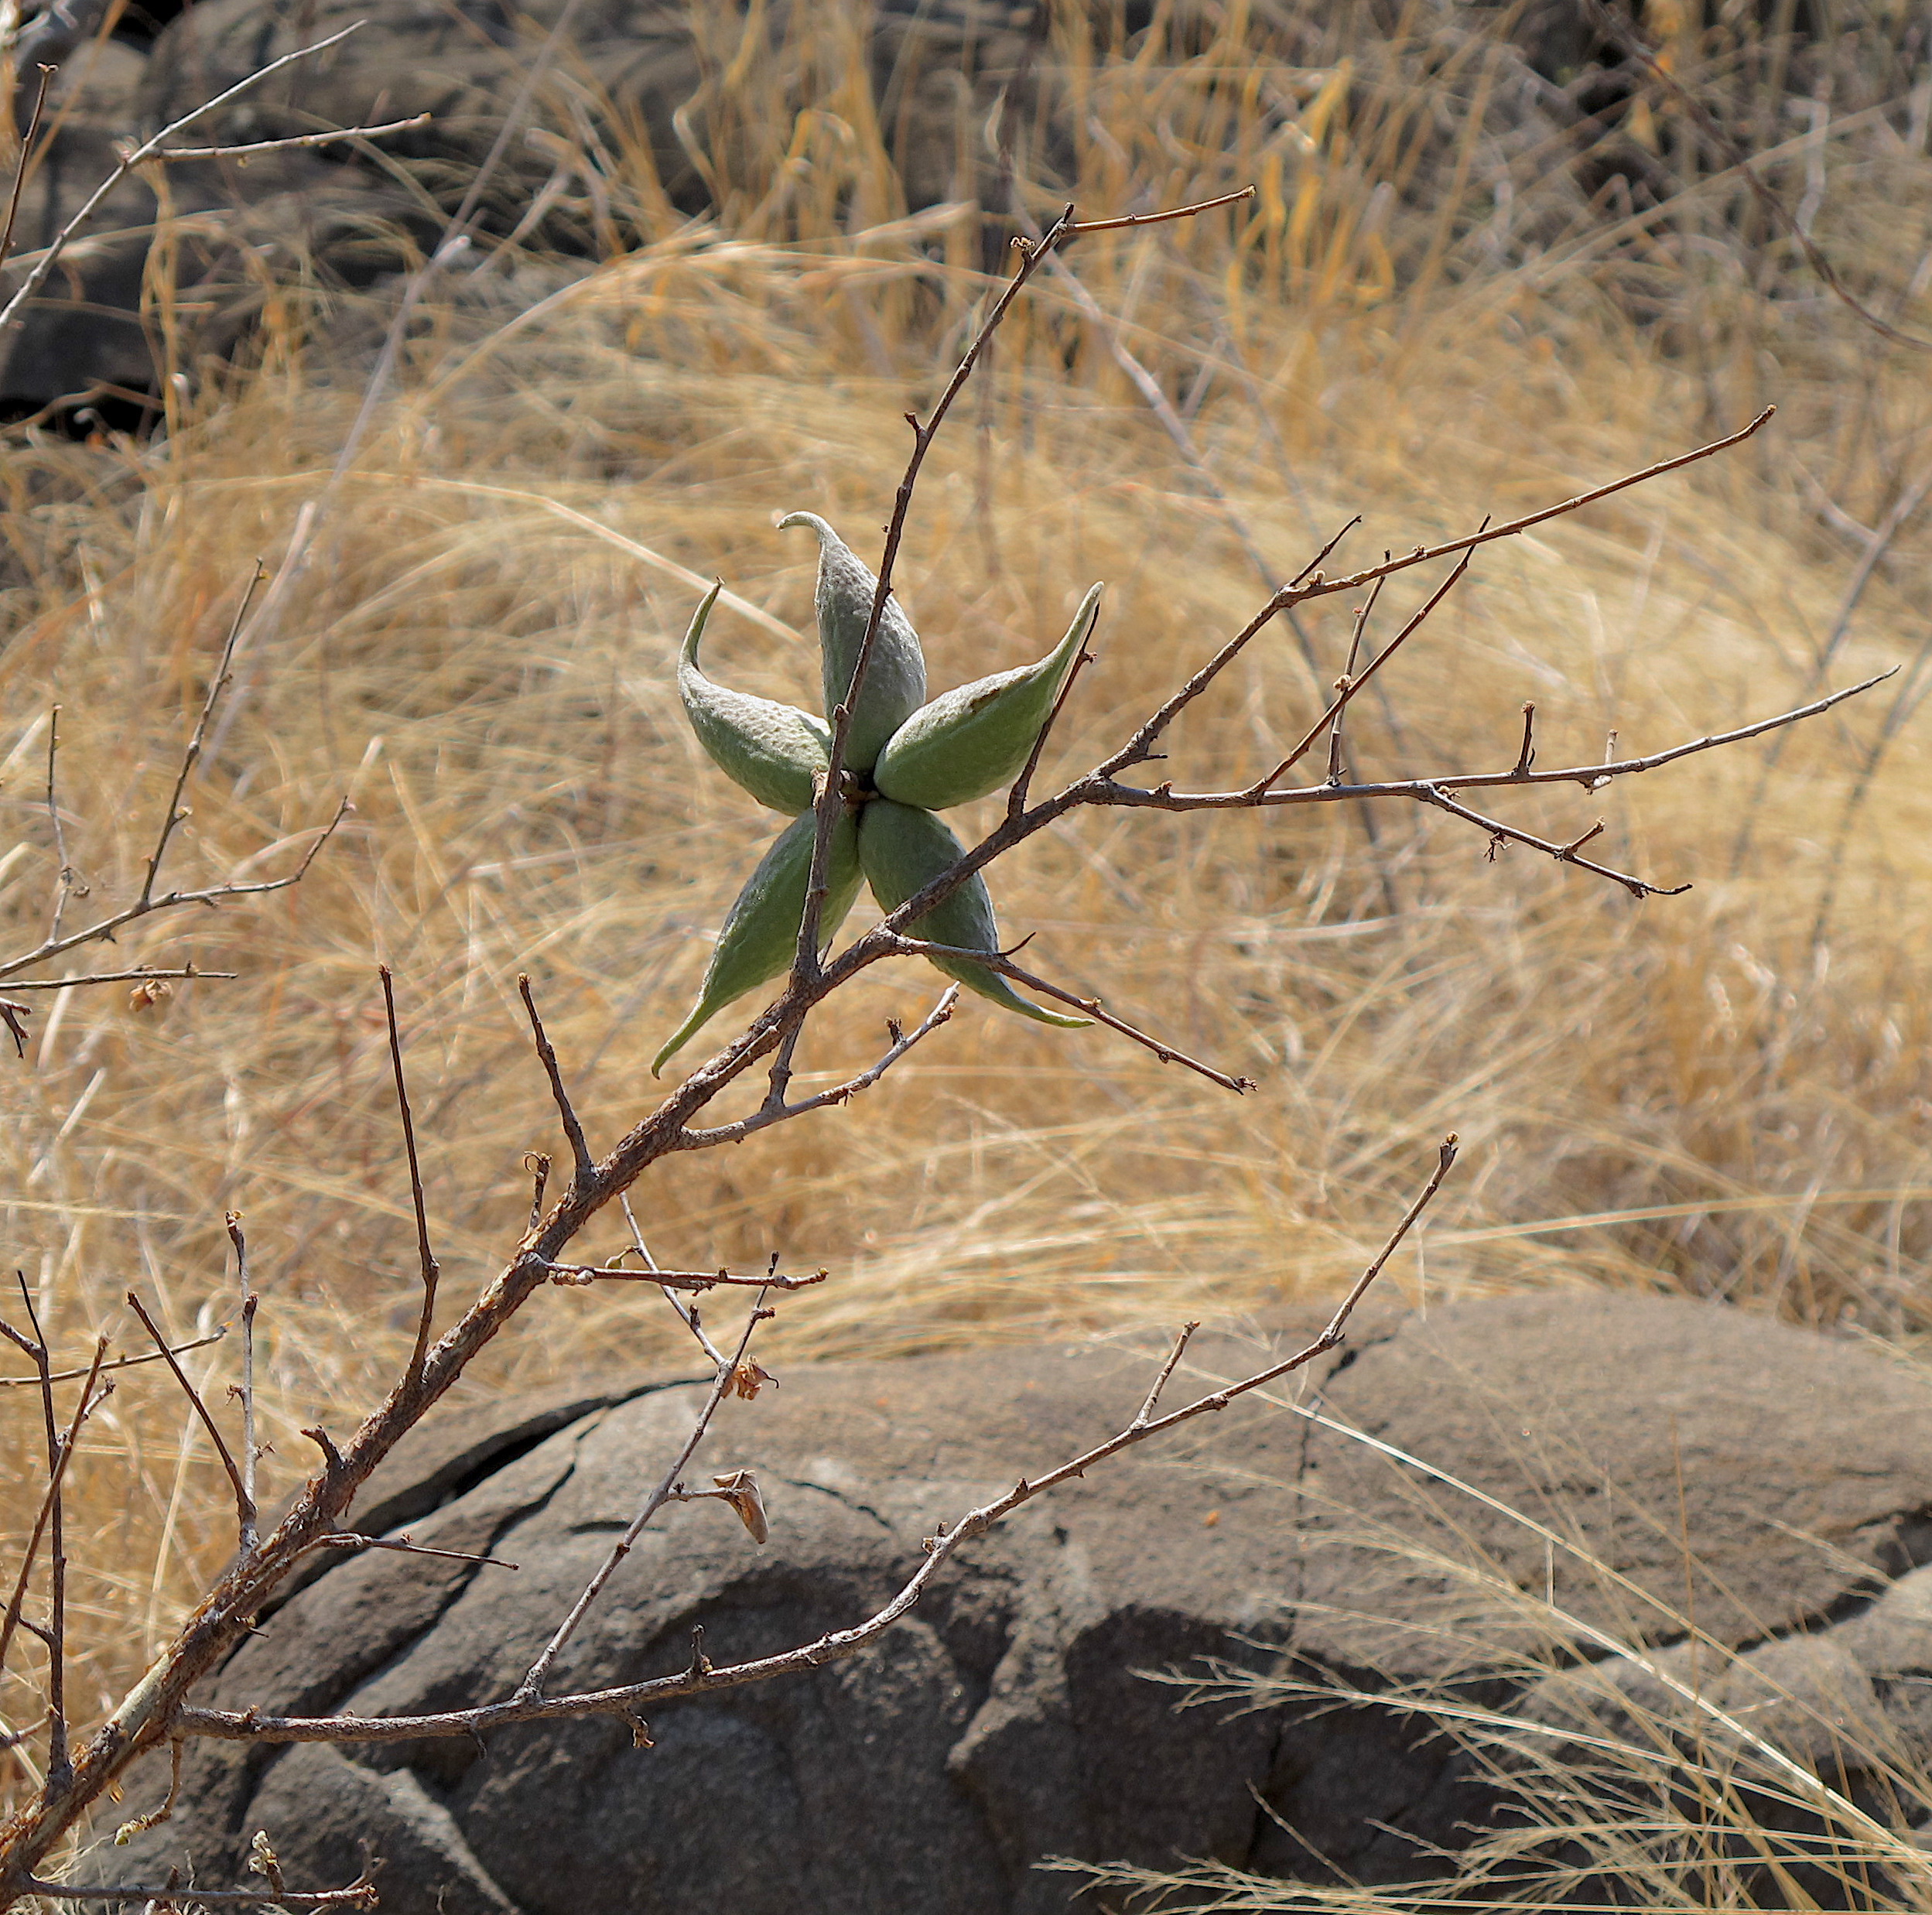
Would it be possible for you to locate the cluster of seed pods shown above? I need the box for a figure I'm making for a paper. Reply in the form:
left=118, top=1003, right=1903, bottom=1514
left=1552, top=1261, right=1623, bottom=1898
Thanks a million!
left=652, top=515, right=1103, bottom=1075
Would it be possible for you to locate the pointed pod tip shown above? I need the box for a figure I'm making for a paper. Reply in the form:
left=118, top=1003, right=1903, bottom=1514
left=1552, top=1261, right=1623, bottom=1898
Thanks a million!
left=651, top=1003, right=711, bottom=1078
left=776, top=511, right=835, bottom=544
left=681, top=580, right=724, bottom=665
left=1015, top=1003, right=1093, bottom=1031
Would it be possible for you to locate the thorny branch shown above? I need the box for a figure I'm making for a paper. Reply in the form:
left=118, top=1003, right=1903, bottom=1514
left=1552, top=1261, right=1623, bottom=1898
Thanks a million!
left=0, top=171, right=1886, bottom=1911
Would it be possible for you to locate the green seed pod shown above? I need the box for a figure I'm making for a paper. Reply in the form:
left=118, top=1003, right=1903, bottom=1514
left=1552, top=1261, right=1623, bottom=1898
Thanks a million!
left=777, top=511, right=927, bottom=774
left=679, top=581, right=831, bottom=815
left=858, top=799, right=1089, bottom=1028
left=651, top=807, right=863, bottom=1075
left=873, top=584, right=1102, bottom=810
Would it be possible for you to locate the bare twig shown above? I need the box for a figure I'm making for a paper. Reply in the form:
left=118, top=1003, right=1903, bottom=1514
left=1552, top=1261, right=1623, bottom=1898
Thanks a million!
left=1416, top=788, right=1685, bottom=898
left=1250, top=546, right=1476, bottom=795
left=0, top=1334, right=107, bottom=1694
left=310, top=1534, right=517, bottom=1571
left=1082, top=671, right=1893, bottom=812
left=542, top=1265, right=825, bottom=1294
left=0, top=798, right=348, bottom=988
left=138, top=568, right=261, bottom=912
left=41, top=708, right=83, bottom=942
left=683, top=990, right=959, bottom=1149
left=176, top=1144, right=1457, bottom=1746
left=225, top=1216, right=257, bottom=1556
left=617, top=1193, right=726, bottom=1370
left=0, top=1293, right=107, bottom=1790
left=1007, top=627, right=1096, bottom=821
left=1096, top=412, right=1775, bottom=783
left=1061, top=186, right=1255, bottom=236
left=1511, top=702, right=1537, bottom=778
left=379, top=969, right=439, bottom=1385
left=0, top=967, right=236, bottom=991
left=515, top=1292, right=773, bottom=1701
left=0, top=1325, right=224, bottom=1388
left=0, top=65, right=50, bottom=268
left=125, top=1293, right=252, bottom=1553
left=519, top=975, right=593, bottom=1191
left=0, top=26, right=381, bottom=344
left=890, top=939, right=1254, bottom=1093
left=13, top=1286, right=67, bottom=1784
left=26, top=1881, right=376, bottom=1909
left=111, top=1736, right=180, bottom=1845
left=1133, top=1322, right=1200, bottom=1428
left=150, top=115, right=428, bottom=161
left=1326, top=576, right=1387, bottom=784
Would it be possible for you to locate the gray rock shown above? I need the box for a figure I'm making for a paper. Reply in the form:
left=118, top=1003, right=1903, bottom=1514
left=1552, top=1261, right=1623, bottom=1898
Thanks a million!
left=94, top=1294, right=1932, bottom=1911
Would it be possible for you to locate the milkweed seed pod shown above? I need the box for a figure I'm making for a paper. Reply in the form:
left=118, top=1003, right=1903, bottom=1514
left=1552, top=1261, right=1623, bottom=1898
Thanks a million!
left=777, top=511, right=927, bottom=774
left=858, top=798, right=1089, bottom=1028
left=873, top=583, right=1103, bottom=810
left=678, top=582, right=831, bottom=815
left=651, top=807, right=864, bottom=1075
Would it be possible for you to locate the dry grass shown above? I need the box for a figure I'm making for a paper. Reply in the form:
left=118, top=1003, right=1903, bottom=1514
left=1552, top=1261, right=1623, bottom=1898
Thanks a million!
left=1, top=0, right=1930, bottom=1839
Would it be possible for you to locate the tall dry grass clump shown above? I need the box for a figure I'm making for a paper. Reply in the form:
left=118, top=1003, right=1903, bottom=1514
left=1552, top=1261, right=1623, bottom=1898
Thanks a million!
left=0, top=0, right=1927, bottom=1828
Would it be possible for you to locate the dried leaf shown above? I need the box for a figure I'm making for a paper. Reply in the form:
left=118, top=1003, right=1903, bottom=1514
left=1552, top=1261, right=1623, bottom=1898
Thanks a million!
left=128, top=980, right=174, bottom=1014
left=247, top=1829, right=286, bottom=1896
left=710, top=1468, right=768, bottom=1544
left=730, top=1358, right=776, bottom=1400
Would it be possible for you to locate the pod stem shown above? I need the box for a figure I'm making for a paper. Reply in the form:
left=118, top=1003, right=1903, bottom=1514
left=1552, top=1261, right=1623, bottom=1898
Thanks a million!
left=786, top=204, right=1087, bottom=1007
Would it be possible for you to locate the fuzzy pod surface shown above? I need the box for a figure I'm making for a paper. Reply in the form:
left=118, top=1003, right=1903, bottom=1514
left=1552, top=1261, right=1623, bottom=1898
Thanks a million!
left=778, top=512, right=927, bottom=773
left=873, top=584, right=1102, bottom=809
left=678, top=581, right=831, bottom=815
left=652, top=806, right=863, bottom=1075
left=858, top=799, right=1088, bottom=1028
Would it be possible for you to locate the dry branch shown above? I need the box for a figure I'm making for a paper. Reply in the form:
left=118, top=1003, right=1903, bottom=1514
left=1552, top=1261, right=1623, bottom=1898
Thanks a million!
left=170, top=1140, right=1455, bottom=1746
left=0, top=26, right=414, bottom=347
left=0, top=168, right=1886, bottom=1913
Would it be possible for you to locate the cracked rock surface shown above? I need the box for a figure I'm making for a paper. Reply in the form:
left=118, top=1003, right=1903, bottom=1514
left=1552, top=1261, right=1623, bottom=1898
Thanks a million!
left=96, top=1294, right=1932, bottom=1910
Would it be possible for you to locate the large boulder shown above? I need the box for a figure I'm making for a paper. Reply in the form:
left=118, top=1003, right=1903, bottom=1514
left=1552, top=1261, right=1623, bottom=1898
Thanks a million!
left=95, top=1293, right=1932, bottom=1912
